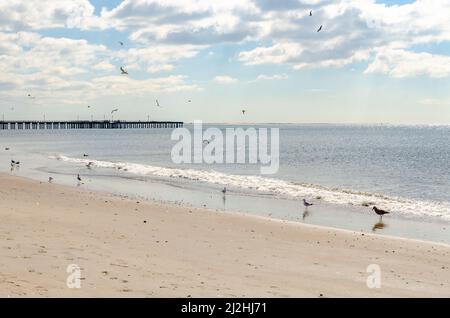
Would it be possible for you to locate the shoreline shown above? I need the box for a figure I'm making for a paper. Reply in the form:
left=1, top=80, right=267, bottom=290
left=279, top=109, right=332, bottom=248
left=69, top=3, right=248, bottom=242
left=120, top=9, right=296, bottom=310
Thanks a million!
left=5, top=160, right=450, bottom=245
left=0, top=173, right=449, bottom=297
left=2, top=129, right=450, bottom=245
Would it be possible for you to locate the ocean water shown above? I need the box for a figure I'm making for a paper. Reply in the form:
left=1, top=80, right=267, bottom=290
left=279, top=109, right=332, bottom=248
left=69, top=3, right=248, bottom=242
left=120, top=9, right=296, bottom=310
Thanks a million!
left=1, top=124, right=450, bottom=226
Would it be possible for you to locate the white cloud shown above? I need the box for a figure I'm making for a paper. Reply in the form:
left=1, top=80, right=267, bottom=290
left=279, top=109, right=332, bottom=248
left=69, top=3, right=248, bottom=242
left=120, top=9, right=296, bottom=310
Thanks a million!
left=0, top=0, right=103, bottom=31
left=418, top=98, right=449, bottom=106
left=147, top=64, right=175, bottom=73
left=1, top=0, right=450, bottom=106
left=91, top=75, right=200, bottom=95
left=238, top=0, right=450, bottom=77
left=239, top=43, right=303, bottom=65
left=93, top=61, right=116, bottom=71
left=213, top=75, right=238, bottom=84
left=365, top=49, right=450, bottom=78
left=256, top=73, right=289, bottom=81
left=0, top=30, right=200, bottom=104
left=118, top=45, right=200, bottom=73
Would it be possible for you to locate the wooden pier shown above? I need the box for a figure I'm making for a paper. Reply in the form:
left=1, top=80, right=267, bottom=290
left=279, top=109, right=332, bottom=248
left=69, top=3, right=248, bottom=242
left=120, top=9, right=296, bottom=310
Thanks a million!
left=0, top=120, right=183, bottom=130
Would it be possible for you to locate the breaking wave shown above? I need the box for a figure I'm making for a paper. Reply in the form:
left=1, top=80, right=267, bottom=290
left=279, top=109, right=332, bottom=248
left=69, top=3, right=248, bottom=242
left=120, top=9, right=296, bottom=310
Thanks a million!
left=51, top=154, right=450, bottom=221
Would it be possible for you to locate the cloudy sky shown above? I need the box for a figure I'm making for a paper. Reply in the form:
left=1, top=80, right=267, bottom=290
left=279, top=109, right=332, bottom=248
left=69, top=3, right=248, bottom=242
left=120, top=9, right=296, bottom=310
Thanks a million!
left=1, top=0, right=450, bottom=124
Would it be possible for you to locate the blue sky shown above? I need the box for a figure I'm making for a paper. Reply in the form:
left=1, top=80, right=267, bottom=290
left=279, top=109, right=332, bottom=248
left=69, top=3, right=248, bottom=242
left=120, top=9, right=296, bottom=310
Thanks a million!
left=1, top=0, right=450, bottom=124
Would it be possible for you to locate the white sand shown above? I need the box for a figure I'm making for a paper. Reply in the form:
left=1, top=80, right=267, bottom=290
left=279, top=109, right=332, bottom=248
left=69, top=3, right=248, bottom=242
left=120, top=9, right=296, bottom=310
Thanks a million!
left=0, top=173, right=449, bottom=297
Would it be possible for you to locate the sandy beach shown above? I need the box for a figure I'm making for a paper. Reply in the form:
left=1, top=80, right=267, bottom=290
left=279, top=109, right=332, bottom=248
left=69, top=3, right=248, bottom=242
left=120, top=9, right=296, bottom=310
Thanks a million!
left=0, top=173, right=449, bottom=297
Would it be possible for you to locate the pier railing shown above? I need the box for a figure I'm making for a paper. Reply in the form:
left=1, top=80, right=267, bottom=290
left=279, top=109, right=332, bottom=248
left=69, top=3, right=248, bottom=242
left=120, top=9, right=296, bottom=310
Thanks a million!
left=0, top=120, right=183, bottom=130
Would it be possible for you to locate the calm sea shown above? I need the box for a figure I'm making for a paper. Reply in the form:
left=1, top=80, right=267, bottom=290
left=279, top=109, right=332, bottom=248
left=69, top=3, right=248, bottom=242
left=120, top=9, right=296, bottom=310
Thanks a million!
left=2, top=124, right=450, bottom=222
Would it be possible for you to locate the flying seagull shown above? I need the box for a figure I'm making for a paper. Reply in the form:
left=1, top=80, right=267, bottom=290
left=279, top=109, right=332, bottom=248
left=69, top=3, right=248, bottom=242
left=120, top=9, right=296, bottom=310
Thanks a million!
left=188, top=100, right=192, bottom=103
left=120, top=67, right=128, bottom=75
left=156, top=99, right=161, bottom=107
left=77, top=174, right=82, bottom=182
left=27, top=94, right=35, bottom=99
left=119, top=41, right=124, bottom=46
left=303, top=199, right=313, bottom=207
left=111, top=109, right=119, bottom=114
left=372, top=206, right=390, bottom=219
left=310, top=10, right=313, bottom=16
left=221, top=187, right=227, bottom=194
left=242, top=109, right=246, bottom=115
left=317, top=25, right=323, bottom=32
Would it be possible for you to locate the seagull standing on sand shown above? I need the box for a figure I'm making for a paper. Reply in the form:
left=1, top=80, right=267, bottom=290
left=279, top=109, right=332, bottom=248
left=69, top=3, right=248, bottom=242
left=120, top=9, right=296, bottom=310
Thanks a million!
left=222, top=187, right=227, bottom=194
left=372, top=206, right=390, bottom=219
left=303, top=199, right=313, bottom=207
left=120, top=67, right=128, bottom=75
left=48, top=177, right=53, bottom=183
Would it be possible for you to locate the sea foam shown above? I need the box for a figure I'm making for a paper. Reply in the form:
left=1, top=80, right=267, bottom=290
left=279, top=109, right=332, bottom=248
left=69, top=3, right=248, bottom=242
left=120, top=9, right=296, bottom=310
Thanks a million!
left=52, top=154, right=450, bottom=221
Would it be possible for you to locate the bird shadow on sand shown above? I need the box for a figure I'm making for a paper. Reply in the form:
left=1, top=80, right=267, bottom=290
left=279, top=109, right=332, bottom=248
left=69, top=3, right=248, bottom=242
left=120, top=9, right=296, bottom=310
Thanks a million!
left=372, top=221, right=388, bottom=232
left=302, top=208, right=310, bottom=221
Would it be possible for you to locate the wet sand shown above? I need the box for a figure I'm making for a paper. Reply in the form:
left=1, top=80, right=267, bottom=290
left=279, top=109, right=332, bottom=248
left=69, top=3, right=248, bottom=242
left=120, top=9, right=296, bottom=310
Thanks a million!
left=0, top=173, right=449, bottom=297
